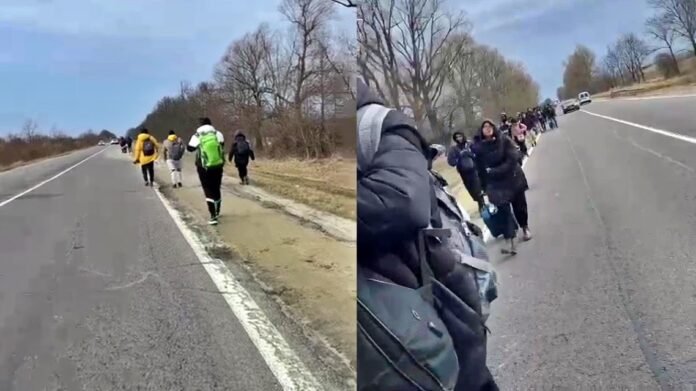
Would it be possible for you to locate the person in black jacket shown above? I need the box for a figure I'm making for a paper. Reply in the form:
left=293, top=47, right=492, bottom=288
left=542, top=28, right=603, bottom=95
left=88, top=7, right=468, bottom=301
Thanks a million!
left=357, top=78, right=498, bottom=391
left=475, top=119, right=532, bottom=254
left=228, top=131, right=255, bottom=185
left=498, top=112, right=511, bottom=136
left=447, top=131, right=484, bottom=209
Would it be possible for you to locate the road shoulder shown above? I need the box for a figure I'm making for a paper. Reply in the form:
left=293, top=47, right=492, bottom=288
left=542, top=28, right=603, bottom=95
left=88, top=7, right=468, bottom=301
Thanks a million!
left=153, top=160, right=356, bottom=390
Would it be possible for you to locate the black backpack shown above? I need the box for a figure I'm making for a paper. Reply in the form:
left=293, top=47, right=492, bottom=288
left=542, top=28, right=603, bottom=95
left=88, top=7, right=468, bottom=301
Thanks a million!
left=142, top=138, right=155, bottom=156
left=236, top=140, right=250, bottom=155
left=357, top=103, right=498, bottom=390
left=357, top=247, right=460, bottom=391
left=357, top=103, right=460, bottom=390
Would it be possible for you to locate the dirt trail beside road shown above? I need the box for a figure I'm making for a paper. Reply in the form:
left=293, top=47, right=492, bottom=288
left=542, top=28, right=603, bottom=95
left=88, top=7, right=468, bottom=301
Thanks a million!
left=149, top=156, right=356, bottom=375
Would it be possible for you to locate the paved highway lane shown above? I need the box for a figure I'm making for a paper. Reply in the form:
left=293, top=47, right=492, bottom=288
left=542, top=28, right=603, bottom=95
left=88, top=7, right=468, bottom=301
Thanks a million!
left=486, top=97, right=696, bottom=389
left=0, top=147, right=284, bottom=390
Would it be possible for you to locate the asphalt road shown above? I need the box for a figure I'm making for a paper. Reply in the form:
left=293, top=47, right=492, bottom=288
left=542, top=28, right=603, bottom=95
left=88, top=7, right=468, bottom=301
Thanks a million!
left=0, top=147, right=283, bottom=390
left=486, top=96, right=696, bottom=389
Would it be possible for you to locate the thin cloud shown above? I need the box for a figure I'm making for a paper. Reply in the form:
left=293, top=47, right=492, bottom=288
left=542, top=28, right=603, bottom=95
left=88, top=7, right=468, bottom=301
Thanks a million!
left=463, top=0, right=584, bottom=34
left=0, top=0, right=287, bottom=39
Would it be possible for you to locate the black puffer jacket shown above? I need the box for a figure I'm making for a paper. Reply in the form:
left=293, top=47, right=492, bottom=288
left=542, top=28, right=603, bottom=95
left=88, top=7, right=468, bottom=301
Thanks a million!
left=229, top=131, right=255, bottom=167
left=475, top=120, right=528, bottom=205
left=357, top=80, right=497, bottom=391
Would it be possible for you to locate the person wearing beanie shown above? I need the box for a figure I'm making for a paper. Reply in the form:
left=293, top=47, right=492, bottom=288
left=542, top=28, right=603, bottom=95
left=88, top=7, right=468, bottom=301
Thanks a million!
left=162, top=130, right=185, bottom=188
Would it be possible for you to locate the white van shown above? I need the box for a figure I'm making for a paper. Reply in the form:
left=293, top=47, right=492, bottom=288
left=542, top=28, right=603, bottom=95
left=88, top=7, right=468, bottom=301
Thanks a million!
left=578, top=91, right=591, bottom=105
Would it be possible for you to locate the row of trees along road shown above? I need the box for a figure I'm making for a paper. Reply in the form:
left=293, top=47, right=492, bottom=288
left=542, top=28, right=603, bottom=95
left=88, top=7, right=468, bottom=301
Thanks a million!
left=558, top=0, right=696, bottom=100
left=357, top=0, right=539, bottom=142
left=129, top=0, right=355, bottom=159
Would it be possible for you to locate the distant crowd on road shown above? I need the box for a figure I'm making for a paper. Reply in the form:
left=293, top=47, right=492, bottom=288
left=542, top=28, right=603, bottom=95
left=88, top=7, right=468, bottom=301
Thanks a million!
left=447, top=103, right=558, bottom=254
left=124, top=117, right=255, bottom=226
left=356, top=77, right=562, bottom=391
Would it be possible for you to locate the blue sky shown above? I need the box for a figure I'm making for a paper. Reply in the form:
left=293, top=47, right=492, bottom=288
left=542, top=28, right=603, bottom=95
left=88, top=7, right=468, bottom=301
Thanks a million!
left=464, top=0, right=656, bottom=99
left=0, top=0, right=352, bottom=136
left=0, top=0, right=659, bottom=135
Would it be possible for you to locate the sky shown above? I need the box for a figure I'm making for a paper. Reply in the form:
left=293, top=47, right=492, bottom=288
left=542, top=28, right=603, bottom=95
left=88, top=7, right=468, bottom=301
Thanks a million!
left=0, top=0, right=353, bottom=136
left=463, top=0, right=656, bottom=99
left=0, top=0, right=660, bottom=135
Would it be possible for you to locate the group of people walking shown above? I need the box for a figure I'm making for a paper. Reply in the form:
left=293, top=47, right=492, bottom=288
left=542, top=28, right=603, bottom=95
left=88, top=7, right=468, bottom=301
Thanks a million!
left=129, top=117, right=256, bottom=225
left=447, top=110, right=546, bottom=254
left=356, top=78, right=560, bottom=391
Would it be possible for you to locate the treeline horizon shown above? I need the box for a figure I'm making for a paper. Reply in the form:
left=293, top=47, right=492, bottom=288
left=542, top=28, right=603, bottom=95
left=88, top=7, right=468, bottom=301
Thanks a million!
left=0, top=119, right=116, bottom=168
left=128, top=0, right=355, bottom=159
left=558, top=0, right=696, bottom=99
left=358, top=0, right=541, bottom=141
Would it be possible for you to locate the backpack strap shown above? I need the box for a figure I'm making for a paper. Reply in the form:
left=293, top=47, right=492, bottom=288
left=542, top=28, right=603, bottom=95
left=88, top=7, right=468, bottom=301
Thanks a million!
left=459, top=254, right=494, bottom=274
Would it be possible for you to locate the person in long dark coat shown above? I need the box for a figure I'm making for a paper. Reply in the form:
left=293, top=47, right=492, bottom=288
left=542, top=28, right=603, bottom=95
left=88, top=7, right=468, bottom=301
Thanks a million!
left=475, top=119, right=532, bottom=254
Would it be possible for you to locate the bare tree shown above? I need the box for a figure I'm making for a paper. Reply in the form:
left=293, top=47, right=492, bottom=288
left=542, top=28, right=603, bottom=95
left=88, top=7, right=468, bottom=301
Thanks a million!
left=330, top=0, right=356, bottom=6
left=655, top=52, right=681, bottom=77
left=22, top=119, right=39, bottom=141
left=646, top=14, right=681, bottom=75
left=216, top=25, right=274, bottom=148
left=601, top=47, right=622, bottom=87
left=359, top=0, right=468, bottom=137
left=280, top=0, right=334, bottom=110
left=562, top=45, right=596, bottom=96
left=357, top=0, right=405, bottom=108
left=391, top=0, right=468, bottom=136
left=616, top=33, right=651, bottom=82
left=649, top=0, right=696, bottom=55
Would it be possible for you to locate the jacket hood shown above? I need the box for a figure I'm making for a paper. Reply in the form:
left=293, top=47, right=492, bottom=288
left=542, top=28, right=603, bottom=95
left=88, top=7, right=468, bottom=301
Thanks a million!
left=357, top=78, right=383, bottom=110
left=478, top=119, right=500, bottom=140
left=137, top=133, right=151, bottom=141
left=167, top=134, right=178, bottom=142
left=452, top=131, right=466, bottom=143
left=196, top=124, right=216, bottom=134
left=234, top=130, right=246, bottom=140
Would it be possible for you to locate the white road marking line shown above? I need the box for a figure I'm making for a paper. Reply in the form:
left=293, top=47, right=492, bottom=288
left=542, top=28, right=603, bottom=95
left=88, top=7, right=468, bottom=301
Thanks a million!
left=609, top=128, right=696, bottom=173
left=153, top=188, right=323, bottom=391
left=607, top=93, right=696, bottom=101
left=581, top=109, right=696, bottom=145
left=0, top=147, right=109, bottom=208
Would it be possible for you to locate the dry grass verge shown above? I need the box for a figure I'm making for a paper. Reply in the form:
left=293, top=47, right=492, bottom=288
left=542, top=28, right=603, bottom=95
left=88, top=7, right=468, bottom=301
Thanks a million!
left=233, top=157, right=356, bottom=221
left=432, top=157, right=480, bottom=215
left=0, top=135, right=100, bottom=171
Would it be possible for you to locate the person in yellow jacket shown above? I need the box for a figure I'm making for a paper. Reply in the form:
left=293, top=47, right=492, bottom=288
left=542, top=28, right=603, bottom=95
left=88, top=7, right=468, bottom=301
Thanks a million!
left=132, top=128, right=160, bottom=186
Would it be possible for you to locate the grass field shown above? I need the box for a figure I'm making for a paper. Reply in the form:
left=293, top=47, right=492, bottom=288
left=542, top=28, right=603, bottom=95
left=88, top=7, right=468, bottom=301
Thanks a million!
left=432, top=157, right=480, bottom=215
left=229, top=156, right=475, bottom=221
left=234, top=157, right=356, bottom=220
left=595, top=55, right=696, bottom=99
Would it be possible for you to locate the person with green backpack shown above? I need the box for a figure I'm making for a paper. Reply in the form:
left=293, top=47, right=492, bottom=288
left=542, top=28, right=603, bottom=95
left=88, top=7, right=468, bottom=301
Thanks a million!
left=186, top=117, right=225, bottom=225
